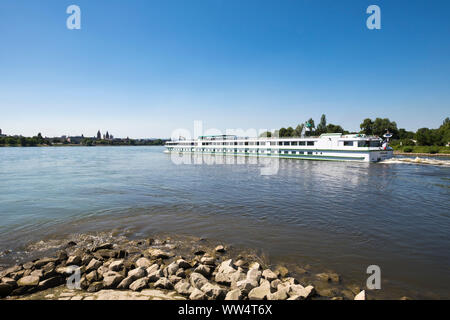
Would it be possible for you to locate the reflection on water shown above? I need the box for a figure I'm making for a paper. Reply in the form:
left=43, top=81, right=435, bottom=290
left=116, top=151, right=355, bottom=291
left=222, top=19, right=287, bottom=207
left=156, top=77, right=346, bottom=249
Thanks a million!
left=0, top=146, right=449, bottom=299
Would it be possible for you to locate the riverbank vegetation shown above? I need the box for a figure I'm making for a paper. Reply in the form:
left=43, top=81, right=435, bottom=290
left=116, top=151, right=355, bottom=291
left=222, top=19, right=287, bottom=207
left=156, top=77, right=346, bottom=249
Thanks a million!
left=260, top=116, right=450, bottom=154
left=0, top=134, right=167, bottom=147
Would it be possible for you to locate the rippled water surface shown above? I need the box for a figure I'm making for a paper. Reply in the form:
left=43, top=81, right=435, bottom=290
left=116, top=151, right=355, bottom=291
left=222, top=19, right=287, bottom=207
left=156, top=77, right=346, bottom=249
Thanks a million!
left=0, top=146, right=449, bottom=299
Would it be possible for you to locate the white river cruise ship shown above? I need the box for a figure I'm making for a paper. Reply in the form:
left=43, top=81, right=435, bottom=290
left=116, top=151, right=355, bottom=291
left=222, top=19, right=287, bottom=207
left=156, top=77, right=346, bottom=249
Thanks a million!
left=165, top=133, right=394, bottom=162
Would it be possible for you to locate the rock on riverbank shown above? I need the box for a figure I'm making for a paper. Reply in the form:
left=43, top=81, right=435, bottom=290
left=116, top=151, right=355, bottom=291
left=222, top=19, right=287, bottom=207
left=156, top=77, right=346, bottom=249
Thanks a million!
left=0, top=236, right=366, bottom=301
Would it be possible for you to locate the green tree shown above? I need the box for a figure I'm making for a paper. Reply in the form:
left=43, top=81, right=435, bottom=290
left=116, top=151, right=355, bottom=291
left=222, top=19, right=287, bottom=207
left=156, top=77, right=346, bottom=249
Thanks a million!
left=316, top=114, right=327, bottom=135
left=326, top=124, right=345, bottom=134
left=294, top=124, right=304, bottom=137
left=373, top=118, right=398, bottom=137
left=286, top=127, right=294, bottom=137
left=259, top=131, right=272, bottom=138
left=360, top=118, right=374, bottom=135
left=415, top=128, right=433, bottom=146
left=398, top=128, right=414, bottom=140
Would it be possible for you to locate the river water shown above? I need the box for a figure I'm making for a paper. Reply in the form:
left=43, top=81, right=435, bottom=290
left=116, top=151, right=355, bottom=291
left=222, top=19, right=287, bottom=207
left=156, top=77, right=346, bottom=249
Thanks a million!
left=0, top=146, right=449, bottom=299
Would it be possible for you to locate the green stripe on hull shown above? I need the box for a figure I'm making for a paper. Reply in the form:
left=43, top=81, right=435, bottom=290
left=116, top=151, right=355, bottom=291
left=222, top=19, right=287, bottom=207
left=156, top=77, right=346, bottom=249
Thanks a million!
left=167, top=150, right=366, bottom=161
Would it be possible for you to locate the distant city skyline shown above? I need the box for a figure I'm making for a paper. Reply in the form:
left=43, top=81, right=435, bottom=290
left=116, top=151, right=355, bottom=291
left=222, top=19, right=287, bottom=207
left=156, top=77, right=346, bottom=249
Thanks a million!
left=1, top=1, right=449, bottom=138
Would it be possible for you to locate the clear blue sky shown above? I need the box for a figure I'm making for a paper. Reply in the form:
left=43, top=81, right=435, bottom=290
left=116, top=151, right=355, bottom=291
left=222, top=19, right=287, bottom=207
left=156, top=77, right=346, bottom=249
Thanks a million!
left=1, top=0, right=449, bottom=138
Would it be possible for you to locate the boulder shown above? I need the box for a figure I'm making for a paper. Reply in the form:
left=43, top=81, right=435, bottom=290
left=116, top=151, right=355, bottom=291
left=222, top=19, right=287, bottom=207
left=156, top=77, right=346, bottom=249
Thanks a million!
left=37, top=276, right=64, bottom=290
left=81, top=254, right=94, bottom=265
left=154, top=277, right=173, bottom=290
left=236, top=280, right=257, bottom=294
left=169, top=275, right=182, bottom=284
left=128, top=267, right=147, bottom=280
left=174, top=280, right=194, bottom=296
left=215, top=245, right=226, bottom=253
left=129, top=278, right=148, bottom=291
left=248, top=281, right=271, bottom=300
left=41, top=262, right=56, bottom=278
left=190, top=272, right=209, bottom=290
left=176, top=259, right=192, bottom=269
left=354, top=290, right=366, bottom=300
left=267, top=287, right=289, bottom=300
left=175, top=268, right=186, bottom=278
left=194, top=249, right=206, bottom=256
left=235, top=260, right=247, bottom=268
left=67, top=255, right=82, bottom=266
left=200, top=255, right=216, bottom=266
left=148, top=269, right=164, bottom=282
left=135, top=257, right=152, bottom=268
left=92, top=243, right=114, bottom=252
left=249, top=262, right=261, bottom=270
left=146, top=264, right=159, bottom=276
left=109, top=260, right=124, bottom=272
left=97, top=266, right=109, bottom=277
left=288, top=284, right=315, bottom=299
left=34, top=258, right=58, bottom=269
left=117, top=276, right=134, bottom=289
left=102, top=271, right=124, bottom=289
left=17, top=275, right=40, bottom=287
left=94, top=249, right=116, bottom=260
left=216, top=270, right=245, bottom=286
left=1, top=277, right=17, bottom=287
left=23, top=262, right=34, bottom=270
left=86, top=258, right=102, bottom=272
left=86, top=270, right=100, bottom=282
left=262, top=269, right=278, bottom=282
left=30, top=269, right=43, bottom=278
left=10, top=286, right=29, bottom=296
left=225, top=288, right=242, bottom=300
left=270, top=279, right=281, bottom=290
left=189, top=288, right=206, bottom=300
left=201, top=283, right=227, bottom=300
left=217, top=259, right=236, bottom=274
left=0, top=265, right=22, bottom=278
left=194, top=265, right=211, bottom=277
left=87, top=281, right=104, bottom=292
left=146, top=248, right=172, bottom=259
left=165, top=262, right=179, bottom=276
left=56, top=251, right=68, bottom=262
left=246, top=268, right=262, bottom=284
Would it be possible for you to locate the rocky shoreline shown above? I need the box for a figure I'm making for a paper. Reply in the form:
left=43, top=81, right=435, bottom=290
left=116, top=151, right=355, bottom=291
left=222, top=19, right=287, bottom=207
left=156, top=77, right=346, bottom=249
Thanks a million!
left=0, top=235, right=366, bottom=301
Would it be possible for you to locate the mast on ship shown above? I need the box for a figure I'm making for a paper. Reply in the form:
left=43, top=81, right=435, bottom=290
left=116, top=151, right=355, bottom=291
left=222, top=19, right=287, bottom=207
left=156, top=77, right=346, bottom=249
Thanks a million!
left=382, top=130, right=393, bottom=150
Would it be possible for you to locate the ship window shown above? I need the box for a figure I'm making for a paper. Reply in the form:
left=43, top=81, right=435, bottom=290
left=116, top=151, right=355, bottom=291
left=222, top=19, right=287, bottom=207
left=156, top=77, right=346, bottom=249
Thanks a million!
left=358, top=141, right=369, bottom=147
left=307, top=141, right=315, bottom=146
left=307, top=151, right=313, bottom=155
left=291, top=142, right=298, bottom=146
left=370, top=141, right=381, bottom=147
left=283, top=142, right=290, bottom=146
left=278, top=141, right=282, bottom=146
left=299, top=141, right=306, bottom=146
left=344, top=141, right=354, bottom=146
left=245, top=142, right=249, bottom=146
left=270, top=142, right=277, bottom=146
